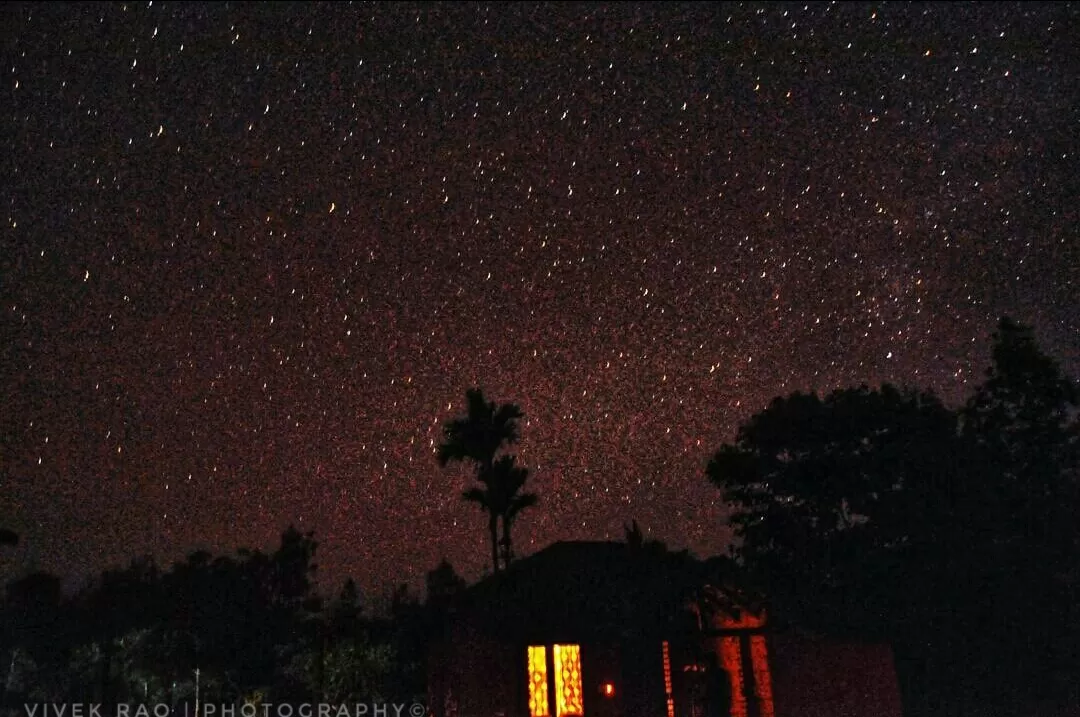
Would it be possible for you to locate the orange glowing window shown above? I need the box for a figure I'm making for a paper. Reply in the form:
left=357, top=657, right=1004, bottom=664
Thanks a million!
left=553, top=644, right=584, bottom=717
left=600, top=682, right=615, bottom=698
left=749, top=636, right=775, bottom=717
left=720, top=637, right=747, bottom=717
left=661, top=640, right=675, bottom=717
left=718, top=609, right=766, bottom=630
left=527, top=646, right=550, bottom=717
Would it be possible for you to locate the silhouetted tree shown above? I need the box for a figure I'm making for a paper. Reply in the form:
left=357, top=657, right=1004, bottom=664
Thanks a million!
left=464, top=455, right=537, bottom=570
left=425, top=559, right=466, bottom=614
left=707, top=383, right=959, bottom=639
left=1, top=570, right=71, bottom=699
left=330, top=578, right=363, bottom=635
left=616, top=521, right=750, bottom=639
left=438, top=388, right=529, bottom=572
left=299, top=576, right=363, bottom=700
left=383, top=584, right=426, bottom=700
left=75, top=557, right=163, bottom=707
left=153, top=527, right=320, bottom=703
left=286, top=574, right=391, bottom=704
left=963, top=318, right=1079, bottom=554
left=957, top=318, right=1080, bottom=699
left=389, top=583, right=417, bottom=622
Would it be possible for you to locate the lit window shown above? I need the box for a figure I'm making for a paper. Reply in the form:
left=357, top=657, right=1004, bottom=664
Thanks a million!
left=720, top=637, right=746, bottom=717
left=718, top=610, right=766, bottom=630
left=527, top=645, right=583, bottom=717
left=553, top=644, right=584, bottom=717
left=749, top=636, right=775, bottom=717
left=527, top=646, right=549, bottom=717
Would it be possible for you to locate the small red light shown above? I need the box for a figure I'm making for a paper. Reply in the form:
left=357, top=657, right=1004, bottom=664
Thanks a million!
left=600, top=682, right=615, bottom=698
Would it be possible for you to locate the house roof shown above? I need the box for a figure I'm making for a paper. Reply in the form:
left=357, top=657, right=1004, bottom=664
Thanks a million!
left=445, top=540, right=742, bottom=643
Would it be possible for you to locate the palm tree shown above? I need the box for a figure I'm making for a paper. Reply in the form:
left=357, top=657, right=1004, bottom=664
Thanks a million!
left=487, top=455, right=537, bottom=570
left=459, top=484, right=501, bottom=576
left=437, top=388, right=523, bottom=476
left=438, top=389, right=534, bottom=573
left=461, top=457, right=537, bottom=572
left=457, top=455, right=537, bottom=574
left=499, top=492, right=537, bottom=568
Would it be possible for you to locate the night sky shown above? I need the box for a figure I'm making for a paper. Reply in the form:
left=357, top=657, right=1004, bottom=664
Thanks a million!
left=2, top=2, right=1078, bottom=599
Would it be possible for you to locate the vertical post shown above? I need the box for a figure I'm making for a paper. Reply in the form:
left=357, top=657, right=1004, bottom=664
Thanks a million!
left=738, top=636, right=758, bottom=717
left=195, top=667, right=200, bottom=717
left=547, top=648, right=557, bottom=717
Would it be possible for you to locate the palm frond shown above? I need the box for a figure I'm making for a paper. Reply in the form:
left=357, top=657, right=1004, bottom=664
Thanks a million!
left=436, top=439, right=468, bottom=466
left=506, top=492, right=538, bottom=521
left=461, top=487, right=491, bottom=510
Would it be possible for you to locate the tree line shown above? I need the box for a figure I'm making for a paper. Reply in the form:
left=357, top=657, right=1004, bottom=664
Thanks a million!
left=0, top=528, right=467, bottom=711
left=2, top=316, right=1076, bottom=715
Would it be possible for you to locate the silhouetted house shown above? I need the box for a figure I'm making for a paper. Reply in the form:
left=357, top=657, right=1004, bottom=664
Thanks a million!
left=427, top=541, right=903, bottom=717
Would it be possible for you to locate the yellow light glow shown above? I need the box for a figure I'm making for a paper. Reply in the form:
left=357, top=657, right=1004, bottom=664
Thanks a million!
left=661, top=641, right=675, bottom=717
left=553, top=644, right=584, bottom=717
left=720, top=637, right=747, bottom=717
left=527, top=646, right=550, bottom=717
left=750, top=636, right=775, bottom=717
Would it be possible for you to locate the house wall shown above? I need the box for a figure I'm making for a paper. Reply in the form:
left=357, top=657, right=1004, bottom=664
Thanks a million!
left=580, top=643, right=621, bottom=717
left=428, top=610, right=905, bottom=717
left=428, top=622, right=525, bottom=717
left=596, top=637, right=668, bottom=717
left=429, top=631, right=672, bottom=717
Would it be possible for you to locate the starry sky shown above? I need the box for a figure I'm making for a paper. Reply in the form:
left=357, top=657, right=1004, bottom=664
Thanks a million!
left=2, top=2, right=1078, bottom=599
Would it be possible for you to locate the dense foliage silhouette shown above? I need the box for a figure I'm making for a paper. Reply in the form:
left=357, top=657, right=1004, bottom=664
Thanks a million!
left=0, top=528, right=458, bottom=706
left=707, top=317, right=1080, bottom=714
